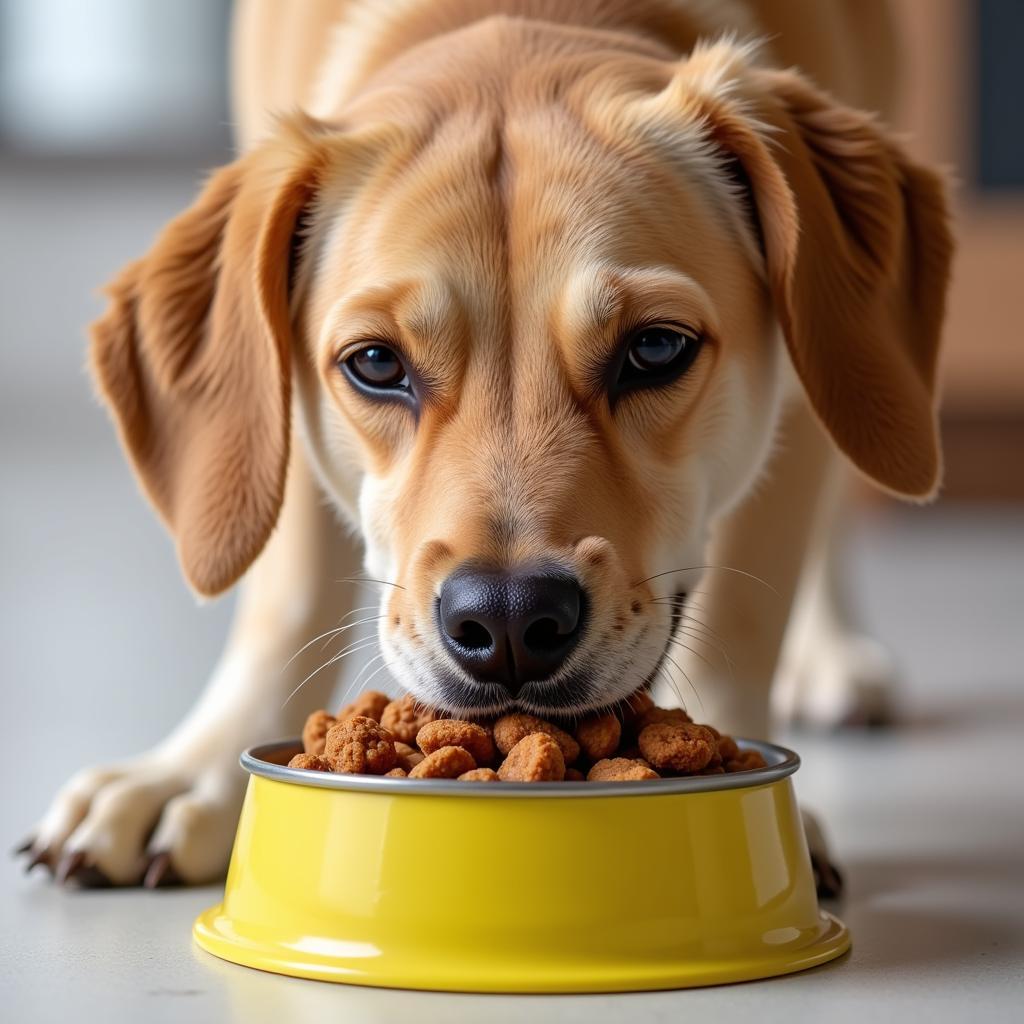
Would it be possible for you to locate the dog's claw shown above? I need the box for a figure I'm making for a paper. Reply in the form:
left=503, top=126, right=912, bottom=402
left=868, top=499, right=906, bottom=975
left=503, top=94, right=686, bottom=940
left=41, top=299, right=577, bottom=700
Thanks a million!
left=56, top=850, right=87, bottom=884
left=56, top=850, right=111, bottom=888
left=13, top=836, right=35, bottom=857
left=811, top=851, right=845, bottom=901
left=143, top=851, right=181, bottom=889
left=25, top=847, right=52, bottom=875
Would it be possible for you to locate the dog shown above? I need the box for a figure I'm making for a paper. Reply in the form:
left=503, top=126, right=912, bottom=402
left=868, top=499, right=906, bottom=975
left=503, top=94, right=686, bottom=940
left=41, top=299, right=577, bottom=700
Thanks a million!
left=22, top=0, right=951, bottom=888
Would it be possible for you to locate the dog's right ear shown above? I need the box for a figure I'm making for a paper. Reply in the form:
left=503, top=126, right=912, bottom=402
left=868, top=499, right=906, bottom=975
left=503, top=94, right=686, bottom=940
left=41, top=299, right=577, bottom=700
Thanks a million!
left=90, top=117, right=333, bottom=596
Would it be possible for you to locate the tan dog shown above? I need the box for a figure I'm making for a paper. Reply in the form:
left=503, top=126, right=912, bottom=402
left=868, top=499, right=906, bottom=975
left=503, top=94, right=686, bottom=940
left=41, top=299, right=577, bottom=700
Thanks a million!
left=25, top=0, right=951, bottom=887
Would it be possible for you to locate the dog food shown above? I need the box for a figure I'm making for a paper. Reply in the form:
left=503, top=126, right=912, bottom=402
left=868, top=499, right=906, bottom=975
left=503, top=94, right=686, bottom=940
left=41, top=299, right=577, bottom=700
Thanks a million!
left=288, top=690, right=767, bottom=782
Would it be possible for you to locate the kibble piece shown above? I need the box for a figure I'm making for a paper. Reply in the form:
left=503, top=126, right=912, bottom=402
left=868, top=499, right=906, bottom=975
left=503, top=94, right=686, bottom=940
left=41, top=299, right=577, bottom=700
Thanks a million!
left=725, top=749, right=768, bottom=773
left=493, top=714, right=579, bottom=764
left=564, top=768, right=586, bottom=782
left=575, top=713, right=622, bottom=761
left=458, top=767, right=500, bottom=782
left=717, top=734, right=740, bottom=763
left=394, top=741, right=425, bottom=772
left=302, top=710, right=337, bottom=755
left=417, top=719, right=496, bottom=767
left=287, top=752, right=335, bottom=772
left=637, top=706, right=693, bottom=732
left=409, top=745, right=477, bottom=779
left=587, top=757, right=660, bottom=782
left=324, top=715, right=398, bottom=775
left=498, top=733, right=565, bottom=782
left=380, top=695, right=440, bottom=744
left=384, top=767, right=408, bottom=778
left=338, top=690, right=390, bottom=723
left=638, top=722, right=717, bottom=773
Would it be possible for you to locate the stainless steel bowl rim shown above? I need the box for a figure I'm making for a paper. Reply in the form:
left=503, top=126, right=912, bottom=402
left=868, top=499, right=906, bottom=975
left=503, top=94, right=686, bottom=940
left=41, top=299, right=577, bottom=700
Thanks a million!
left=241, top=737, right=799, bottom=798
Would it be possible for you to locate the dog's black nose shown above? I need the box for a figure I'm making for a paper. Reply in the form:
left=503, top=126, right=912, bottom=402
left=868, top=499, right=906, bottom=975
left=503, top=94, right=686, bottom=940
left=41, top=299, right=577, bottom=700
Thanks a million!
left=437, top=566, right=584, bottom=692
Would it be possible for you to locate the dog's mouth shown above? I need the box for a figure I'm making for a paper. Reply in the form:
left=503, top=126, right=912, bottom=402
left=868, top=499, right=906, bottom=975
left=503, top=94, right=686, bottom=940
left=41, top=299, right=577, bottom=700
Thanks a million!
left=407, top=590, right=689, bottom=720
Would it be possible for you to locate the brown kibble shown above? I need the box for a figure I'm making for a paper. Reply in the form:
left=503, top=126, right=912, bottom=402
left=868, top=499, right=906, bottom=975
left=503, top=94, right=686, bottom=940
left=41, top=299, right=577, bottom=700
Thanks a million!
left=380, top=694, right=440, bottom=744
left=493, top=714, right=579, bottom=764
left=417, top=719, right=496, bottom=766
left=575, top=713, right=621, bottom=761
left=287, top=752, right=334, bottom=772
left=294, top=689, right=765, bottom=786
left=725, top=749, right=768, bottom=773
left=638, top=722, right=717, bottom=773
left=458, top=767, right=500, bottom=782
left=324, top=715, right=397, bottom=775
left=301, top=710, right=337, bottom=755
left=338, top=689, right=390, bottom=723
left=394, top=741, right=425, bottom=771
left=637, top=706, right=693, bottom=732
left=498, top=733, right=565, bottom=782
left=587, top=757, right=660, bottom=782
left=409, top=745, right=477, bottom=779
left=717, top=734, right=740, bottom=763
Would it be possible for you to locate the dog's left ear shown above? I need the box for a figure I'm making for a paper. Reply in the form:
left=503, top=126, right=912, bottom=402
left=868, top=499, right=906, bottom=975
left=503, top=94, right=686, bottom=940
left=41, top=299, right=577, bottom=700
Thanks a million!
left=90, top=116, right=333, bottom=595
left=666, top=45, right=954, bottom=498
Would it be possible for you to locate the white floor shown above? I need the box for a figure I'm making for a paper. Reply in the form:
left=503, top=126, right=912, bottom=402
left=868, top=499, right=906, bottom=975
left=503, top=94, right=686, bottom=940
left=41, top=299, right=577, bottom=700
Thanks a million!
left=2, top=160, right=1023, bottom=1022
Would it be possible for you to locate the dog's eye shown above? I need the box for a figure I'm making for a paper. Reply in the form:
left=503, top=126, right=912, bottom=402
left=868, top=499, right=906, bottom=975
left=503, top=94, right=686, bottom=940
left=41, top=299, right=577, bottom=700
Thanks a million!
left=344, top=344, right=409, bottom=391
left=613, top=323, right=703, bottom=397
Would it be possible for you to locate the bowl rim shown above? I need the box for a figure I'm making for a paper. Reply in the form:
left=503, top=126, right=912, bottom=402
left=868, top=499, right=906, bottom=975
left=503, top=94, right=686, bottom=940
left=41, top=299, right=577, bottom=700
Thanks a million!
left=241, top=737, right=799, bottom=798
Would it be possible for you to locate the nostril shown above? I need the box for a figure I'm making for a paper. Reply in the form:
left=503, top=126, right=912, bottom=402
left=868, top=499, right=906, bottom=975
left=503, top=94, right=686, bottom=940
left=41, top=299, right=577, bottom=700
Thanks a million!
left=453, top=619, right=492, bottom=650
left=523, top=616, right=565, bottom=653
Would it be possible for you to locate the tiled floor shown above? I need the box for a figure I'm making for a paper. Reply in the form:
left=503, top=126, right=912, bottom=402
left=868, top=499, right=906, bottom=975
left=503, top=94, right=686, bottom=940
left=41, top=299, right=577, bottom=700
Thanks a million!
left=2, top=161, right=1022, bottom=1022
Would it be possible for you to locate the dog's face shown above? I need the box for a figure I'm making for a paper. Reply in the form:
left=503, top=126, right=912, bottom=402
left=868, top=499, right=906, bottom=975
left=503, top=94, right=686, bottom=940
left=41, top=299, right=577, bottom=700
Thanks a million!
left=293, top=32, right=782, bottom=715
left=90, top=30, right=951, bottom=715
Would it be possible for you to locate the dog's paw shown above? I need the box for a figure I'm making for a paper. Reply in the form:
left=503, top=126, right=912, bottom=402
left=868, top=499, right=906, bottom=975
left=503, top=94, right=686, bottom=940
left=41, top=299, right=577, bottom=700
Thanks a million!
left=19, top=756, right=244, bottom=887
left=802, top=808, right=844, bottom=901
left=774, top=628, right=899, bottom=730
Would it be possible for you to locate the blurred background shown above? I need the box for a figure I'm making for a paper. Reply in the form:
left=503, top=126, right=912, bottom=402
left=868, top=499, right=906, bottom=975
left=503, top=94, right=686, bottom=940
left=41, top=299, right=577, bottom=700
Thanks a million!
left=0, top=0, right=1021, bottom=790
left=0, top=0, right=1021, bottom=1016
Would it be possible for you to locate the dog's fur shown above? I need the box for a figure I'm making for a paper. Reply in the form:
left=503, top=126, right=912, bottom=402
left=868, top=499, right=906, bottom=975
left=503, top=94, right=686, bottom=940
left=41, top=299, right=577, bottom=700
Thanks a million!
left=28, top=0, right=951, bottom=885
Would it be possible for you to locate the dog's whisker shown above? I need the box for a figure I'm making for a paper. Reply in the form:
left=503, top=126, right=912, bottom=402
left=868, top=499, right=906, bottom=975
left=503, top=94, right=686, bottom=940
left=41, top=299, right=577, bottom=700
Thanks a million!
left=282, top=615, right=382, bottom=672
left=655, top=664, right=689, bottom=714
left=631, top=564, right=779, bottom=597
left=659, top=649, right=705, bottom=716
left=359, top=658, right=396, bottom=698
left=343, top=652, right=387, bottom=697
left=647, top=602, right=725, bottom=643
left=280, top=636, right=382, bottom=709
left=328, top=654, right=385, bottom=715
left=337, top=576, right=406, bottom=591
left=651, top=611, right=737, bottom=679
left=665, top=636, right=723, bottom=676
left=319, top=616, right=384, bottom=654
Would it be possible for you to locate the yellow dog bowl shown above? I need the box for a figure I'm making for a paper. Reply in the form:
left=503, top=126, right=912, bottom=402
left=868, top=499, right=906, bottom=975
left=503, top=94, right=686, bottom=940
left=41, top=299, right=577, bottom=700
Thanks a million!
left=194, top=739, right=848, bottom=992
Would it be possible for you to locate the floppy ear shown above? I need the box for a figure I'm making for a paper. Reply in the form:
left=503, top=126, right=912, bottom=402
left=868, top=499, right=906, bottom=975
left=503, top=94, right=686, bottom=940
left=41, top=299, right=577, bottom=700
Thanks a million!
left=671, top=46, right=954, bottom=498
left=90, top=118, right=330, bottom=594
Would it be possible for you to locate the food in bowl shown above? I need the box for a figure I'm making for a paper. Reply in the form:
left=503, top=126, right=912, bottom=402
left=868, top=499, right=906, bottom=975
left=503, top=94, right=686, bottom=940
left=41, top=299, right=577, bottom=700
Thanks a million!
left=284, top=690, right=766, bottom=782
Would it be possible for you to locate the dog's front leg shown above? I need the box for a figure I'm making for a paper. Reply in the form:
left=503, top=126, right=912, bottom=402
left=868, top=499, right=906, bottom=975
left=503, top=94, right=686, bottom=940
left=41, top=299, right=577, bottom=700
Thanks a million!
left=656, top=397, right=837, bottom=738
left=24, top=449, right=364, bottom=886
left=654, top=397, right=844, bottom=896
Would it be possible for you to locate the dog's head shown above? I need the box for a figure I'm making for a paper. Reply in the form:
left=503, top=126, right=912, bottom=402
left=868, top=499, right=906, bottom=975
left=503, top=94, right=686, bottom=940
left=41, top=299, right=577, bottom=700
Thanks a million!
left=91, top=27, right=951, bottom=717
